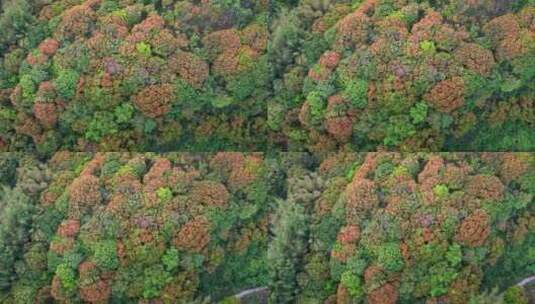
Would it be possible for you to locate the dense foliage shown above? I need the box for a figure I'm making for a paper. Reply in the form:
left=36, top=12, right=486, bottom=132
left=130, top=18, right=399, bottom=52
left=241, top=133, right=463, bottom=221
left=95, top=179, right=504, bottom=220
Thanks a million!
left=0, top=0, right=533, bottom=303
left=0, top=152, right=284, bottom=303
left=268, top=0, right=535, bottom=151
left=0, top=0, right=533, bottom=152
left=0, top=0, right=270, bottom=152
left=275, top=152, right=535, bottom=303
left=0, top=152, right=533, bottom=303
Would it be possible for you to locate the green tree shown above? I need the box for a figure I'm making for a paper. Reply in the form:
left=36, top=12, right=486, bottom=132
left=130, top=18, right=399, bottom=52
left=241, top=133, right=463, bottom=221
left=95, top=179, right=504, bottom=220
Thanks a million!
left=410, top=102, right=428, bottom=124
left=156, top=187, right=173, bottom=203
left=503, top=286, right=528, bottom=304
left=0, top=155, right=19, bottom=187
left=114, top=103, right=134, bottom=124
left=55, top=263, right=77, bottom=293
left=161, top=248, right=180, bottom=272
left=142, top=265, right=171, bottom=299
left=384, top=115, right=416, bottom=147
left=340, top=271, right=364, bottom=299
left=268, top=10, right=303, bottom=76
left=85, top=112, right=119, bottom=142
left=0, top=187, right=35, bottom=290
left=375, top=243, right=404, bottom=272
left=342, top=79, right=368, bottom=109
left=0, top=0, right=34, bottom=53
left=268, top=199, right=308, bottom=303
left=54, top=69, right=79, bottom=100
left=92, top=240, right=119, bottom=271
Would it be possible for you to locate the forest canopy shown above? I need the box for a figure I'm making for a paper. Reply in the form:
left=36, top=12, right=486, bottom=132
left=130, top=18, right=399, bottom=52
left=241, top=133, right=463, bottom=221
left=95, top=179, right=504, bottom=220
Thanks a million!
left=0, top=152, right=533, bottom=303
left=0, top=0, right=534, bottom=303
left=0, top=0, right=533, bottom=152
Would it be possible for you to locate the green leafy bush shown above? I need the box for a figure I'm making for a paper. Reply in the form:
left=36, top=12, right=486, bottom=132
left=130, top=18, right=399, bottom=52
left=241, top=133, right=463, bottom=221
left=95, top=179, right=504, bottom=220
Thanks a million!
left=307, top=90, right=328, bottom=122
left=19, top=74, right=36, bottom=102
left=445, top=244, right=462, bottom=267
left=428, top=265, right=457, bottom=297
left=503, top=286, right=528, bottom=304
left=433, top=184, right=449, bottom=198
left=420, top=40, right=436, bottom=55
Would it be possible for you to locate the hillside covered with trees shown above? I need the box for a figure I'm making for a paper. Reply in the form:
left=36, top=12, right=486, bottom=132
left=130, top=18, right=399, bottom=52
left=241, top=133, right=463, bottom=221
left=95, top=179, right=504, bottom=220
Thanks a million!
left=268, top=0, right=535, bottom=151
left=0, top=0, right=533, bottom=152
left=0, top=152, right=533, bottom=303
left=0, top=0, right=534, bottom=303
left=0, top=0, right=270, bottom=152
